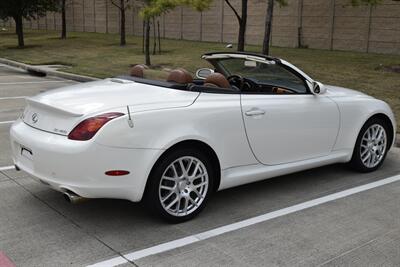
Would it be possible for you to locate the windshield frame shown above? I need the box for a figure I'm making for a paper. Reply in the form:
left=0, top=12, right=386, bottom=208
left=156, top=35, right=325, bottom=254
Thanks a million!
left=203, top=53, right=313, bottom=94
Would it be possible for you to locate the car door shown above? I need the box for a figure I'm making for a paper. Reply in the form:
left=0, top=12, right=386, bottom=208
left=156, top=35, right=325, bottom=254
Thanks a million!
left=202, top=53, right=340, bottom=165
left=241, top=93, right=340, bottom=165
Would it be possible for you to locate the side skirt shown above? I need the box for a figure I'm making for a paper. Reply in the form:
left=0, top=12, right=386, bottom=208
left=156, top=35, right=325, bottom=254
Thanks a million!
left=219, top=150, right=351, bottom=190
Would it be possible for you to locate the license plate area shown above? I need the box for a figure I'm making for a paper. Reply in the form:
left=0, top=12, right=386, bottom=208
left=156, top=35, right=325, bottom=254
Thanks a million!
left=15, top=143, right=35, bottom=171
left=21, top=146, right=33, bottom=161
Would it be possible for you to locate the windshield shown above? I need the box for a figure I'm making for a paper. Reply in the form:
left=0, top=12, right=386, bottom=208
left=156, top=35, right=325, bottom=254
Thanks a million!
left=217, top=58, right=308, bottom=93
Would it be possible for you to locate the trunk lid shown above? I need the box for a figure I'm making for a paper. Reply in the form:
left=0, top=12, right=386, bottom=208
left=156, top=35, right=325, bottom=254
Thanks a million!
left=22, top=78, right=199, bottom=135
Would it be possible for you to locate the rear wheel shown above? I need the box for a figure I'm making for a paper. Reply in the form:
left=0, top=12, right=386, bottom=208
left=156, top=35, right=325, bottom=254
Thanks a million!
left=350, top=118, right=391, bottom=172
left=145, top=148, right=214, bottom=223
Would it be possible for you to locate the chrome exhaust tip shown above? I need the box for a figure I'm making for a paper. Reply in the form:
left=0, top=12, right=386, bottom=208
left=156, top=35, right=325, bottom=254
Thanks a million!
left=63, top=191, right=87, bottom=204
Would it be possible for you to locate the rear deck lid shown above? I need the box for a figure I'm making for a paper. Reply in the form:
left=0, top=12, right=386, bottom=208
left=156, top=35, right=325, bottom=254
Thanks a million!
left=23, top=98, right=83, bottom=135
left=22, top=78, right=199, bottom=135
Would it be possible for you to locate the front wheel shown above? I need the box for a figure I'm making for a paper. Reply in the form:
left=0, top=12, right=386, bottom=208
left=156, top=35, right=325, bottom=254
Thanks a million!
left=350, top=118, right=391, bottom=172
left=145, top=148, right=214, bottom=223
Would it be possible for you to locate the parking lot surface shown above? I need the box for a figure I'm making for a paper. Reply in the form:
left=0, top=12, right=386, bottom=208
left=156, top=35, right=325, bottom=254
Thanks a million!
left=0, top=64, right=400, bottom=267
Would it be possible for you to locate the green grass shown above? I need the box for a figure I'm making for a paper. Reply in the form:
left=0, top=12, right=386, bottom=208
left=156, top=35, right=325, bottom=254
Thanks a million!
left=1, top=29, right=399, bottom=131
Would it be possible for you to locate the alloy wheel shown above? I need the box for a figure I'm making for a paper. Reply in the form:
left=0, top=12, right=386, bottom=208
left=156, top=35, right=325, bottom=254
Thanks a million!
left=158, top=156, right=209, bottom=217
left=360, top=124, right=387, bottom=168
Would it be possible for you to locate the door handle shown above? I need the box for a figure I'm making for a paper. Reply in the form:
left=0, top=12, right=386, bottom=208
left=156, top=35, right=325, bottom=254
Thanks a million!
left=245, top=108, right=266, bottom=116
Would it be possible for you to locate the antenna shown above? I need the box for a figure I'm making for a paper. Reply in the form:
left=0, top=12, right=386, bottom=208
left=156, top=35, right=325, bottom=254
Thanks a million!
left=126, top=106, right=134, bottom=128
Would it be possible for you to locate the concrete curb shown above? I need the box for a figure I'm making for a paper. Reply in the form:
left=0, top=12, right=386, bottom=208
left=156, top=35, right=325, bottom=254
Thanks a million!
left=0, top=58, right=99, bottom=82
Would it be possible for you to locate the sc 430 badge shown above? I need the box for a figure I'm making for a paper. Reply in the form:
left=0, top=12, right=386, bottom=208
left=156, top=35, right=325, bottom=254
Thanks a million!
left=54, top=128, right=68, bottom=134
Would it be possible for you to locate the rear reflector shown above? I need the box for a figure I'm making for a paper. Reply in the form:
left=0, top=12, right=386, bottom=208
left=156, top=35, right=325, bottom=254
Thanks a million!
left=105, top=170, right=130, bottom=176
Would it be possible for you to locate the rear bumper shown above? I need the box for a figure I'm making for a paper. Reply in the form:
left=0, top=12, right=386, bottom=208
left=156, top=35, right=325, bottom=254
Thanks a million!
left=10, top=119, right=162, bottom=202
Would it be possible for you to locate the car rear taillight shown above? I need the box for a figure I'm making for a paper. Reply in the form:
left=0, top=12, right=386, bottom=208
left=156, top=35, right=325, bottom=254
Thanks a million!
left=68, top=112, right=124, bottom=141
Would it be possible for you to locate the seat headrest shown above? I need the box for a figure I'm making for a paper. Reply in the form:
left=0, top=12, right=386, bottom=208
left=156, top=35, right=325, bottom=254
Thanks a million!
left=130, top=65, right=146, bottom=78
left=204, top=73, right=231, bottom=89
left=167, top=69, right=193, bottom=84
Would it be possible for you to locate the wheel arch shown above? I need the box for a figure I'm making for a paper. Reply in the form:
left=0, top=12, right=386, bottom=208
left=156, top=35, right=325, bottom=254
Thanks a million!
left=350, top=112, right=395, bottom=162
left=361, top=113, right=395, bottom=148
left=144, top=139, right=222, bottom=197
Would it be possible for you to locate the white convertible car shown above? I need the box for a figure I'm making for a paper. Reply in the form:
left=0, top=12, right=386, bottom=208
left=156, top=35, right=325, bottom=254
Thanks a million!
left=10, top=52, right=396, bottom=222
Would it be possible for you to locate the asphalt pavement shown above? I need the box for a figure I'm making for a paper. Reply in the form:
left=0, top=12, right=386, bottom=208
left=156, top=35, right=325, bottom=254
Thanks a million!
left=0, top=64, right=400, bottom=267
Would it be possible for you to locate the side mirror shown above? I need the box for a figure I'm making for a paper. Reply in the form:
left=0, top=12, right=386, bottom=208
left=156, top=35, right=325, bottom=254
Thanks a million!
left=195, top=68, right=214, bottom=80
left=311, top=81, right=327, bottom=95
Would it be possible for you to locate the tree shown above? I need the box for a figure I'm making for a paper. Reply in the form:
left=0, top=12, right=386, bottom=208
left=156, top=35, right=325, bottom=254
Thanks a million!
left=224, top=0, right=247, bottom=52
left=144, top=17, right=151, bottom=65
left=110, top=0, right=132, bottom=46
left=0, top=0, right=57, bottom=47
left=140, top=0, right=211, bottom=65
left=56, top=0, right=74, bottom=39
left=262, top=0, right=286, bottom=55
left=59, top=0, right=69, bottom=39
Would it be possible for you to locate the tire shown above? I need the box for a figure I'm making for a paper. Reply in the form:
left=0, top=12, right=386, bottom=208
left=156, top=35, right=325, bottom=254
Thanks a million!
left=144, top=147, right=214, bottom=223
left=349, top=117, right=391, bottom=172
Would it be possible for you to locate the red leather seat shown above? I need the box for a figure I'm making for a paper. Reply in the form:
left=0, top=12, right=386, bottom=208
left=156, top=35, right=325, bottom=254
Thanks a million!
left=167, top=69, right=193, bottom=84
left=204, top=73, right=231, bottom=89
left=130, top=65, right=146, bottom=78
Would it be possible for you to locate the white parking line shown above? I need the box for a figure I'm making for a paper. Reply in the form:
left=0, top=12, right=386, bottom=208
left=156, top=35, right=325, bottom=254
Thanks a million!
left=0, top=121, right=15, bottom=125
left=0, top=166, right=15, bottom=171
left=0, top=81, right=67, bottom=85
left=88, top=174, right=400, bottom=267
left=0, top=96, right=27, bottom=100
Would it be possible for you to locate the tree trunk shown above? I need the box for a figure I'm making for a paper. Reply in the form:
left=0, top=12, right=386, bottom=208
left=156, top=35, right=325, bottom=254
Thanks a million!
left=157, top=20, right=161, bottom=54
left=142, top=21, right=145, bottom=53
left=153, top=17, right=156, bottom=55
left=145, top=19, right=151, bottom=66
left=237, top=0, right=247, bottom=52
left=262, top=0, right=274, bottom=55
left=120, top=0, right=126, bottom=46
left=61, top=0, right=67, bottom=39
left=14, top=15, right=24, bottom=48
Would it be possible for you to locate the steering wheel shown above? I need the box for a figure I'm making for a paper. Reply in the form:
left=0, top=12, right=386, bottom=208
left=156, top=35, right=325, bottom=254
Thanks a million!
left=227, top=75, right=244, bottom=89
left=242, top=77, right=258, bottom=91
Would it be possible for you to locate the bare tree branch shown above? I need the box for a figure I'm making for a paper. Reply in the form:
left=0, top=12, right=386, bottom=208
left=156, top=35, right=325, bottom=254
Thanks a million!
left=110, top=0, right=130, bottom=11
left=110, top=0, right=122, bottom=10
left=224, top=0, right=241, bottom=22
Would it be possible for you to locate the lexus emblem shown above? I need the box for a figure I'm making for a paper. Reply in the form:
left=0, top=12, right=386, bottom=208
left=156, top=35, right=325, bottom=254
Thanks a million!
left=31, top=113, right=39, bottom=124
